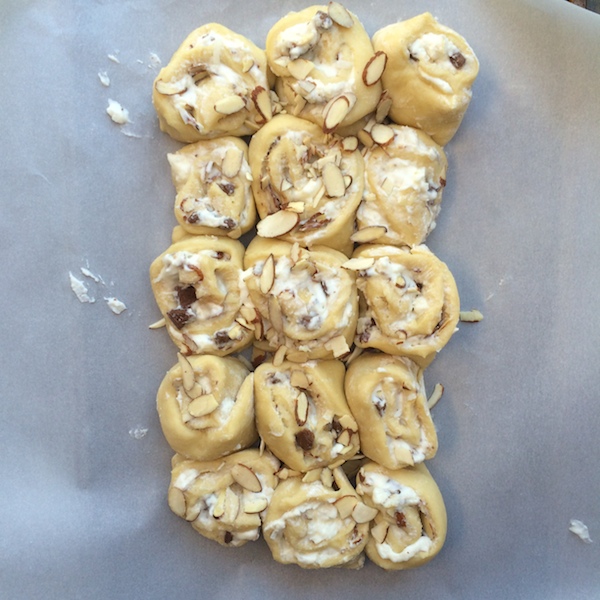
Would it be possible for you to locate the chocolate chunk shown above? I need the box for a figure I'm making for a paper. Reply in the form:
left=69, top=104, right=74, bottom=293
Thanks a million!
left=213, top=251, right=230, bottom=260
left=187, top=212, right=199, bottom=224
left=217, top=182, right=235, bottom=196
left=440, top=177, right=446, bottom=188
left=331, top=418, right=343, bottom=436
left=214, top=330, right=231, bottom=348
left=167, top=308, right=193, bottom=330
left=219, top=217, right=236, bottom=231
left=395, top=512, right=407, bottom=528
left=295, top=428, right=315, bottom=451
left=449, top=52, right=466, bottom=70
left=177, top=285, right=197, bottom=308
left=224, top=531, right=233, bottom=544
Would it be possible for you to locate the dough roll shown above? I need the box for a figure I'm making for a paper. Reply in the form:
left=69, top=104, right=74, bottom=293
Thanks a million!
left=349, top=244, right=459, bottom=366
left=157, top=354, right=257, bottom=461
left=356, top=461, right=447, bottom=569
left=249, top=114, right=364, bottom=256
left=356, top=124, right=447, bottom=247
left=372, top=13, right=479, bottom=145
left=167, top=449, right=280, bottom=547
left=262, top=467, right=371, bottom=568
left=153, top=23, right=277, bottom=142
left=254, top=359, right=359, bottom=472
left=344, top=353, right=437, bottom=469
left=149, top=236, right=254, bottom=356
left=243, top=236, right=358, bottom=361
left=266, top=4, right=382, bottom=132
left=168, top=137, right=256, bottom=238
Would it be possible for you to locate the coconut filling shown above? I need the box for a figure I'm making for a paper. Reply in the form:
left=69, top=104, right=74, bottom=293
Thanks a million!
left=359, top=472, right=433, bottom=563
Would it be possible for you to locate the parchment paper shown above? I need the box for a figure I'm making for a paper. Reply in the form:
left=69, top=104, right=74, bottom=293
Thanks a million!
left=1, top=0, right=599, bottom=598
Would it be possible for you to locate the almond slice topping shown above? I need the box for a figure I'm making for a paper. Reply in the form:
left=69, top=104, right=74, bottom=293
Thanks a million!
left=168, top=487, right=187, bottom=518
left=342, top=257, right=375, bottom=271
left=371, top=520, right=390, bottom=543
left=328, top=2, right=354, bottom=28
left=241, top=57, right=254, bottom=73
left=222, top=146, right=244, bottom=178
left=290, top=242, right=301, bottom=264
left=231, top=463, right=262, bottom=493
left=177, top=352, right=195, bottom=391
left=252, top=86, right=273, bottom=122
left=371, top=123, right=395, bottom=146
left=362, top=51, right=388, bottom=86
left=459, top=309, right=484, bottom=322
left=295, top=391, right=309, bottom=425
left=243, top=495, right=268, bottom=514
left=214, top=95, right=246, bottom=115
left=334, top=495, right=358, bottom=519
left=302, top=469, right=322, bottom=483
left=188, top=393, right=219, bottom=417
left=286, top=201, right=305, bottom=213
left=184, top=381, right=207, bottom=400
left=323, top=94, right=355, bottom=133
left=427, top=383, right=444, bottom=410
left=352, top=502, right=379, bottom=524
left=322, top=162, right=346, bottom=198
left=351, top=226, right=387, bottom=244
left=357, top=128, right=374, bottom=148
left=337, top=429, right=351, bottom=446
left=324, top=335, right=351, bottom=358
left=341, top=136, right=359, bottom=152
left=212, top=489, right=227, bottom=518
left=288, top=58, right=314, bottom=80
left=268, top=295, right=284, bottom=332
left=155, top=79, right=187, bottom=96
left=148, top=317, right=166, bottom=329
left=290, top=369, right=310, bottom=389
left=375, top=91, right=393, bottom=122
left=260, top=254, right=275, bottom=294
left=320, top=468, right=334, bottom=488
left=257, top=210, right=299, bottom=237
left=272, top=344, right=287, bottom=367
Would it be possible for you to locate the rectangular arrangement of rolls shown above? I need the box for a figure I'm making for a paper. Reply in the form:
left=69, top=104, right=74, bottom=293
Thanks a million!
left=149, top=2, right=479, bottom=570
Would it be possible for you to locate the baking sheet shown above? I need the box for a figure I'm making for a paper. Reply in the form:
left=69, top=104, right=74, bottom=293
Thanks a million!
left=1, top=0, right=599, bottom=598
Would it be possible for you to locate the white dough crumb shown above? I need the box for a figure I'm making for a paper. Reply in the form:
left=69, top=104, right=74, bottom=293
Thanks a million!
left=149, top=52, right=161, bottom=68
left=569, top=519, right=593, bottom=543
left=69, top=272, right=95, bottom=303
left=107, top=53, right=120, bottom=64
left=105, top=297, right=127, bottom=315
left=129, top=427, right=148, bottom=440
left=98, top=71, right=110, bottom=87
left=106, top=99, right=130, bottom=124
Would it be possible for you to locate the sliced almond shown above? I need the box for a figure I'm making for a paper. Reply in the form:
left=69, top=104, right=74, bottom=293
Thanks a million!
left=338, top=414, right=356, bottom=430
left=341, top=136, right=359, bottom=152
left=155, top=79, right=187, bottom=96
left=280, top=178, right=293, bottom=192
left=334, top=495, right=358, bottom=519
left=243, top=495, right=268, bottom=514
left=254, top=316, right=264, bottom=340
left=381, top=176, right=395, bottom=195
left=323, top=94, right=355, bottom=133
left=375, top=91, right=393, bottom=123
left=222, top=146, right=244, bottom=178
left=240, top=305, right=258, bottom=323
left=290, top=242, right=301, bottom=264
left=371, top=123, right=395, bottom=146
left=168, top=487, right=187, bottom=518
left=268, top=296, right=284, bottom=332
left=286, top=349, right=310, bottom=362
left=357, top=128, right=374, bottom=149
left=290, top=369, right=310, bottom=389
left=324, top=335, right=350, bottom=358
left=459, top=309, right=484, bottom=322
left=292, top=95, right=308, bottom=116
left=257, top=210, right=299, bottom=238
left=296, top=79, right=317, bottom=95
left=251, top=86, right=273, bottom=122
left=343, top=175, right=353, bottom=189
left=302, top=469, right=322, bottom=483
left=342, top=257, right=375, bottom=271
left=184, top=381, right=207, bottom=400
left=231, top=463, right=262, bottom=493
left=241, top=57, right=254, bottom=73
left=394, top=444, right=415, bottom=466
left=188, top=393, right=219, bottom=417
left=212, top=489, right=226, bottom=518
left=214, top=95, right=246, bottom=115
left=427, top=383, right=444, bottom=410
left=352, top=502, right=379, bottom=524
left=328, top=2, right=354, bottom=28
left=286, top=201, right=305, bottom=213
left=362, top=51, right=388, bottom=86
left=177, top=352, right=196, bottom=391
left=288, top=58, right=314, bottom=80
left=272, top=344, right=287, bottom=367
left=260, top=254, right=275, bottom=294
left=351, top=226, right=387, bottom=244
left=223, top=487, right=240, bottom=522
left=320, top=468, right=334, bottom=488
left=337, top=429, right=350, bottom=446
left=322, top=162, right=346, bottom=198
left=370, top=520, right=390, bottom=543
left=148, top=317, right=166, bottom=329
left=295, top=391, right=309, bottom=426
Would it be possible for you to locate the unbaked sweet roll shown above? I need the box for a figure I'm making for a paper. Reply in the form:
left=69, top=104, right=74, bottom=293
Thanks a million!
left=372, top=13, right=479, bottom=145
left=168, top=449, right=280, bottom=547
left=150, top=236, right=254, bottom=356
left=254, top=359, right=359, bottom=471
left=263, top=467, right=372, bottom=568
left=355, top=124, right=447, bottom=247
left=157, top=354, right=257, bottom=461
left=266, top=4, right=382, bottom=133
left=243, top=236, right=358, bottom=361
left=344, top=353, right=437, bottom=469
left=168, top=137, right=256, bottom=238
left=249, top=114, right=364, bottom=256
left=153, top=23, right=277, bottom=143
left=349, top=244, right=459, bottom=366
left=356, top=461, right=447, bottom=569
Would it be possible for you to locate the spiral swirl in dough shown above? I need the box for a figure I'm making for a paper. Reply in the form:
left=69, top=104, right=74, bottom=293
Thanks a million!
left=352, top=244, right=459, bottom=366
left=153, top=23, right=275, bottom=142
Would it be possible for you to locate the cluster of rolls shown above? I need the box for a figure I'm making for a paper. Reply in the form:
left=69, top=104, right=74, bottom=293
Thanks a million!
left=150, top=2, right=478, bottom=570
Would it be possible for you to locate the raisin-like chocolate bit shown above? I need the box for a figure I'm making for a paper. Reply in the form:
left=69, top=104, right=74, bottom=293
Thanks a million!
left=217, top=182, right=235, bottom=196
left=177, top=285, right=197, bottom=308
left=295, top=429, right=315, bottom=451
left=187, top=212, right=199, bottom=224
left=449, top=52, right=466, bottom=70
left=167, top=308, right=193, bottom=330
left=408, top=51, right=418, bottom=62
left=213, top=251, right=230, bottom=260
left=440, top=177, right=446, bottom=188
left=224, top=531, right=233, bottom=544
left=331, top=418, right=343, bottom=436
left=214, top=330, right=231, bottom=348
left=219, top=217, right=236, bottom=231
left=395, top=512, right=407, bottom=528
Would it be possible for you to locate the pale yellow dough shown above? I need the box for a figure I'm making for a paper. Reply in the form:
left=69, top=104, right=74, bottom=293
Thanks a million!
left=263, top=467, right=369, bottom=568
left=266, top=4, right=382, bottom=132
left=168, top=137, right=256, bottom=238
left=153, top=23, right=275, bottom=142
left=157, top=354, right=257, bottom=461
left=249, top=114, right=364, bottom=256
left=356, top=461, right=447, bottom=570
left=243, top=236, right=358, bottom=361
left=352, top=244, right=459, bottom=366
left=254, top=359, right=359, bottom=472
left=344, top=353, right=437, bottom=469
left=357, top=125, right=447, bottom=247
left=168, top=449, right=280, bottom=547
left=373, top=13, right=479, bottom=145
left=149, top=235, right=254, bottom=356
